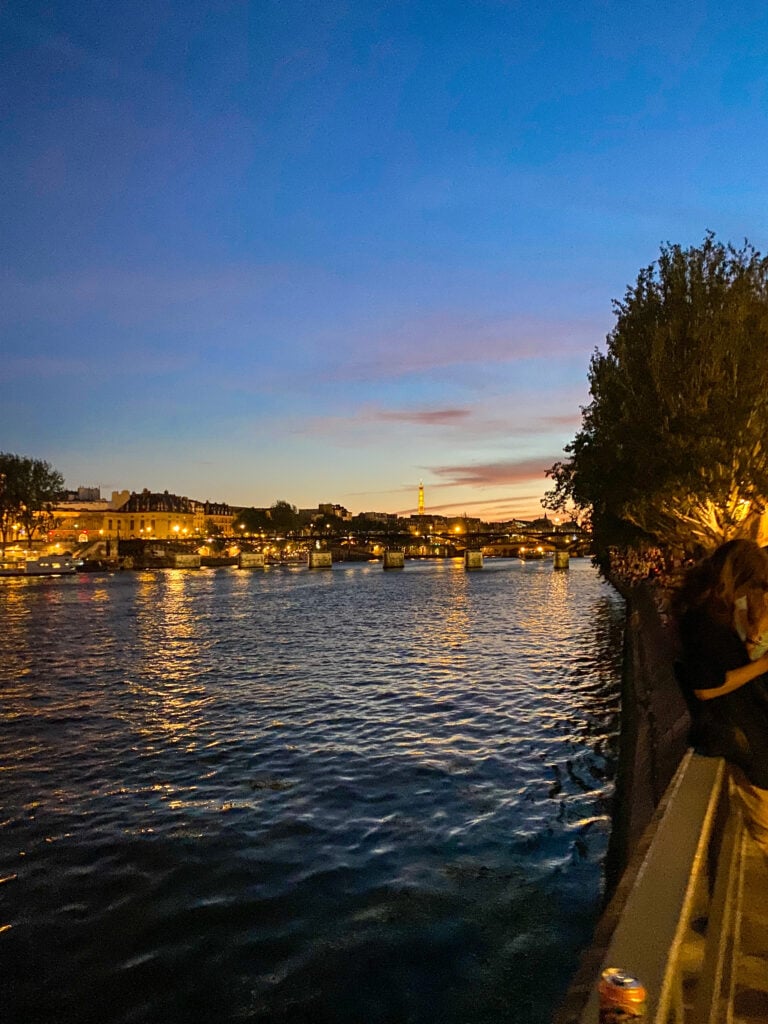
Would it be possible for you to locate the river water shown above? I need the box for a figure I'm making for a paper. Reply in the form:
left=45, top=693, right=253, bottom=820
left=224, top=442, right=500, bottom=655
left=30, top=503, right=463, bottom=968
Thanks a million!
left=0, top=557, right=624, bottom=1024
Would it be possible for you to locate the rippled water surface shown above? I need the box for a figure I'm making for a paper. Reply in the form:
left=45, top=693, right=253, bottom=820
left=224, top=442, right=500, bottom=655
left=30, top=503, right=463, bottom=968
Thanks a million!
left=0, top=558, right=624, bottom=1024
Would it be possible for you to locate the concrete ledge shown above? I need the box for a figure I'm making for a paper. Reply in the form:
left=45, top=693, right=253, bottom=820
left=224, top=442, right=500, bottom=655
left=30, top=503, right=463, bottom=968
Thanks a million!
left=555, top=751, right=728, bottom=1023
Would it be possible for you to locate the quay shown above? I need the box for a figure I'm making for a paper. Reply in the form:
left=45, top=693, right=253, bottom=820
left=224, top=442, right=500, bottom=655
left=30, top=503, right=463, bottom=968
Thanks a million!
left=555, top=581, right=768, bottom=1023
left=555, top=751, right=768, bottom=1023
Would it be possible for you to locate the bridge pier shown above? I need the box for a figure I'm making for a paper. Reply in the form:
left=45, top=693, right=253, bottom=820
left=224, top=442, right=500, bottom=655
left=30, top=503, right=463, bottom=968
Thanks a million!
left=308, top=550, right=333, bottom=569
left=173, top=553, right=201, bottom=569
left=553, top=550, right=570, bottom=570
left=383, top=551, right=404, bottom=569
left=464, top=550, right=483, bottom=570
left=239, top=552, right=266, bottom=569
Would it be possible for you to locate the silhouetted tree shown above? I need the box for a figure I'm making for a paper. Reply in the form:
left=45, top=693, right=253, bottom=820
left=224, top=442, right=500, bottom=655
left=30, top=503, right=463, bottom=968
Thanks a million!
left=231, top=508, right=266, bottom=534
left=546, top=234, right=768, bottom=556
left=269, top=500, right=299, bottom=534
left=314, top=513, right=344, bottom=535
left=0, top=453, right=65, bottom=549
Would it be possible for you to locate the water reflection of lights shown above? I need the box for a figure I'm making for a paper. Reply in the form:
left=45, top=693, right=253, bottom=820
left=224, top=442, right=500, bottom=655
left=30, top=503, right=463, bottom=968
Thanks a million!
left=440, top=569, right=470, bottom=652
left=129, top=572, right=208, bottom=747
left=546, top=564, right=571, bottom=609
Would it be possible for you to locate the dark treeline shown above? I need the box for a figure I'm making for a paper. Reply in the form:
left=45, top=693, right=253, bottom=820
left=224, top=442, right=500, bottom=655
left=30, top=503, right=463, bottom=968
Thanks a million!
left=546, top=233, right=768, bottom=573
left=0, top=452, right=64, bottom=550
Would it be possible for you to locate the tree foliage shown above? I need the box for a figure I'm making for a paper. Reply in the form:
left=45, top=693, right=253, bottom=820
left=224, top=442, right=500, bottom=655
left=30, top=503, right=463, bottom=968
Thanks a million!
left=233, top=507, right=271, bottom=534
left=234, top=501, right=301, bottom=535
left=269, top=500, right=300, bottom=533
left=0, top=453, right=65, bottom=549
left=314, top=512, right=345, bottom=534
left=545, top=234, right=768, bottom=555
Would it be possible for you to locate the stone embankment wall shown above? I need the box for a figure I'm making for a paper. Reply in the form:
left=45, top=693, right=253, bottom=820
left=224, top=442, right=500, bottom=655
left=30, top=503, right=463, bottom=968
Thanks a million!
left=554, top=577, right=692, bottom=1024
left=603, top=578, right=691, bottom=889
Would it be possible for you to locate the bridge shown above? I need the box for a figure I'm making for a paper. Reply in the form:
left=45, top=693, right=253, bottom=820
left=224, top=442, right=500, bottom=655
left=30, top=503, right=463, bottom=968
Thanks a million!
left=73, top=525, right=591, bottom=571
left=229, top=525, right=591, bottom=557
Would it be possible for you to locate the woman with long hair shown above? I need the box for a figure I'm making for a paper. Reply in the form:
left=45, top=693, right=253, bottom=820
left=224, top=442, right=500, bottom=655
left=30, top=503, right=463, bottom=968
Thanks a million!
left=677, top=539, right=768, bottom=855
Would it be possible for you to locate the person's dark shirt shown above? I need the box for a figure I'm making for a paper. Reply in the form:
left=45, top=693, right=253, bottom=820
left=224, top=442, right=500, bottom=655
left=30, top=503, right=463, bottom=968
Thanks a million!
left=680, top=606, right=768, bottom=789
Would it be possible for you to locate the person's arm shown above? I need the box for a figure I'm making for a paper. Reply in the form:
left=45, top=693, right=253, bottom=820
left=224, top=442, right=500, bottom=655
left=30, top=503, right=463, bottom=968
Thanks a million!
left=694, top=652, right=768, bottom=700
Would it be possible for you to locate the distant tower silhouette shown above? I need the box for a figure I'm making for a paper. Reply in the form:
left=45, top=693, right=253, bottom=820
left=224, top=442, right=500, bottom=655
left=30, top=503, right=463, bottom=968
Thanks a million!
left=418, top=481, right=425, bottom=516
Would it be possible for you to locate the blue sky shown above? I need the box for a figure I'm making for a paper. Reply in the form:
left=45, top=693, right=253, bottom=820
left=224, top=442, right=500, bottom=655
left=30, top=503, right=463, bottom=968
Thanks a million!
left=2, top=0, right=768, bottom=519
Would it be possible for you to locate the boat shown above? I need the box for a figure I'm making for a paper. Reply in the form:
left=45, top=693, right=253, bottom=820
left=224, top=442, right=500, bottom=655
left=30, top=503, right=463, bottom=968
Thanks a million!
left=518, top=545, right=552, bottom=560
left=0, top=556, right=83, bottom=577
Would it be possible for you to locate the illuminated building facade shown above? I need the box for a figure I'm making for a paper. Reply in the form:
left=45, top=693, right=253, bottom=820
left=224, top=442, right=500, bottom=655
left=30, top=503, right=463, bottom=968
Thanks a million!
left=45, top=489, right=234, bottom=544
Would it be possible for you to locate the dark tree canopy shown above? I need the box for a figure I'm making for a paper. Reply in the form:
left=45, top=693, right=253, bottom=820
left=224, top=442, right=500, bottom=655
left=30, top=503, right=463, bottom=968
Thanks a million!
left=268, top=500, right=300, bottom=533
left=0, top=452, right=65, bottom=549
left=314, top=512, right=345, bottom=534
left=545, top=234, right=768, bottom=556
left=233, top=507, right=271, bottom=534
left=234, top=501, right=301, bottom=535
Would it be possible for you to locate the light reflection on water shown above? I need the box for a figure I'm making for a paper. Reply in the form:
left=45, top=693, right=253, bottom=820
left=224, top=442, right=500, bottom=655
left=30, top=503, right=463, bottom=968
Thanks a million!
left=0, top=558, right=623, bottom=1024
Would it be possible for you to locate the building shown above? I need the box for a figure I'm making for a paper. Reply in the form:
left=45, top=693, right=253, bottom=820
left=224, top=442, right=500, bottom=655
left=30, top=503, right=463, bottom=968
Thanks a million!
left=105, top=490, right=195, bottom=540
left=46, top=487, right=112, bottom=546
left=408, top=514, right=448, bottom=534
left=192, top=500, right=234, bottom=537
left=357, top=511, right=401, bottom=526
left=43, top=488, right=234, bottom=546
left=317, top=503, right=351, bottom=521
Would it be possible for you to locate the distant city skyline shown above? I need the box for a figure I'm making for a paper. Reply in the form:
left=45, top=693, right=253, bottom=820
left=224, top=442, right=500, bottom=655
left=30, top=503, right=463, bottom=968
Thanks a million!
left=3, top=2, right=768, bottom=520
left=59, top=479, right=556, bottom=524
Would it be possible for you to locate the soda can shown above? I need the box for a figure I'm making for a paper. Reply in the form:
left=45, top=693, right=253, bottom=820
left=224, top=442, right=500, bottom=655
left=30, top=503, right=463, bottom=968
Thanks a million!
left=598, top=967, right=647, bottom=1021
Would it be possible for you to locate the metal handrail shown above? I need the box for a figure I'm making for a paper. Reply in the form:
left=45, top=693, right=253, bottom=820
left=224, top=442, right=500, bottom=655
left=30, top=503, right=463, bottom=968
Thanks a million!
left=563, top=750, right=745, bottom=1023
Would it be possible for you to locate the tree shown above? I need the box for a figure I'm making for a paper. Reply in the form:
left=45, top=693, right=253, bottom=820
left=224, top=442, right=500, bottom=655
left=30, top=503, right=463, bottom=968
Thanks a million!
left=314, top=512, right=344, bottom=535
left=0, top=453, right=65, bottom=550
left=269, top=500, right=299, bottom=534
left=0, top=453, right=22, bottom=551
left=17, top=456, right=65, bottom=542
left=233, top=507, right=271, bottom=534
left=545, top=234, right=768, bottom=557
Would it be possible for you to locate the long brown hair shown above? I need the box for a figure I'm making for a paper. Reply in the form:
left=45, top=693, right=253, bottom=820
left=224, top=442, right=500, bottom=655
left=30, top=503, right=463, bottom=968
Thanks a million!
left=676, top=539, right=768, bottom=628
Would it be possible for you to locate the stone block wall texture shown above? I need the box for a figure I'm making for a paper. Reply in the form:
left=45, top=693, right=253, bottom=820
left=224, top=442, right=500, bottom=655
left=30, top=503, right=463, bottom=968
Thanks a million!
left=604, top=579, right=691, bottom=891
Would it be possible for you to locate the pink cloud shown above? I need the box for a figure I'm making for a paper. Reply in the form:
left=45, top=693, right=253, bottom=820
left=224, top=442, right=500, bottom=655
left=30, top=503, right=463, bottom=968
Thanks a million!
left=300, top=402, right=582, bottom=443
left=430, top=456, right=556, bottom=488
left=318, top=311, right=602, bottom=383
left=394, top=493, right=549, bottom=519
left=376, top=407, right=472, bottom=426
left=540, top=412, right=583, bottom=427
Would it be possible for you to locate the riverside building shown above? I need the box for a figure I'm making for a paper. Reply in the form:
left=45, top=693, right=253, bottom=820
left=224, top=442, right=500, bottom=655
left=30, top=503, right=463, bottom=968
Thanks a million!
left=46, top=488, right=234, bottom=545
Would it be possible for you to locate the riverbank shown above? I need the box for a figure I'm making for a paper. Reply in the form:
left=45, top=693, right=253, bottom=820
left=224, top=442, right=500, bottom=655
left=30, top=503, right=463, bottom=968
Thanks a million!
left=555, top=575, right=692, bottom=1020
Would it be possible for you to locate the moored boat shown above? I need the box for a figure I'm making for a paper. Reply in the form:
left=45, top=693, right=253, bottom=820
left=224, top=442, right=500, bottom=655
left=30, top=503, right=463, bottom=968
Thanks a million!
left=0, top=556, right=82, bottom=577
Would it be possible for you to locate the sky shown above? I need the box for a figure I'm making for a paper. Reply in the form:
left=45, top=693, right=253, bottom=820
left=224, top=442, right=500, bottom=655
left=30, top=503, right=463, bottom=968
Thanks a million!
left=2, top=0, right=768, bottom=520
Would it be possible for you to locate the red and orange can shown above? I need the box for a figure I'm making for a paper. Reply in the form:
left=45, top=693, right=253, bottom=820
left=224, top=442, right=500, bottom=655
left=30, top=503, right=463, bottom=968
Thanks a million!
left=598, top=967, right=647, bottom=1021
